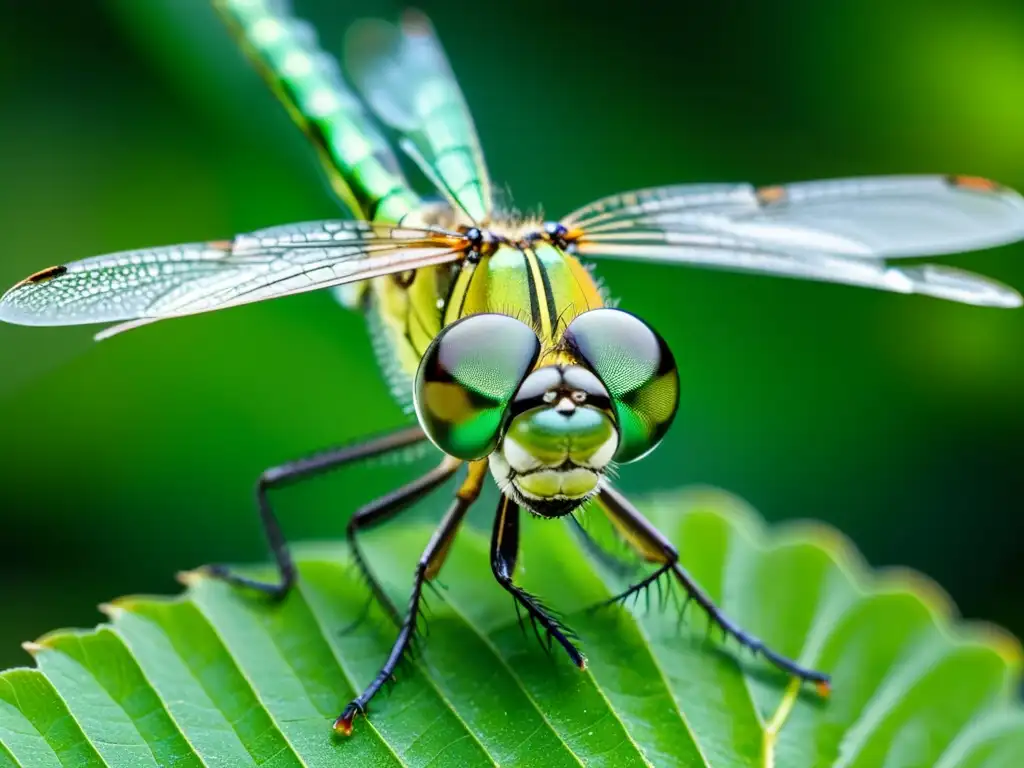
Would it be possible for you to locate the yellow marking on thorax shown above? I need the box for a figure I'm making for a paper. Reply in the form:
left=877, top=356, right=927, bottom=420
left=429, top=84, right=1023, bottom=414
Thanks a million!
left=521, top=246, right=554, bottom=340
left=370, top=241, right=605, bottom=394
left=443, top=261, right=476, bottom=327
left=537, top=348, right=579, bottom=368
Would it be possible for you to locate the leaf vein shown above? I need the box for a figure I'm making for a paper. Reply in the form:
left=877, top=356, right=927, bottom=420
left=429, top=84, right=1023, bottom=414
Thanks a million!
left=101, top=627, right=210, bottom=768
left=19, top=671, right=112, bottom=768
left=437, top=590, right=587, bottom=767
left=183, top=597, right=314, bottom=768
left=294, top=573, right=496, bottom=767
left=573, top=539, right=711, bottom=767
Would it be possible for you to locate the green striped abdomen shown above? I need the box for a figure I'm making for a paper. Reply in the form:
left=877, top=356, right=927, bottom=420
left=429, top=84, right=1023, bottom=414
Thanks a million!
left=215, top=0, right=419, bottom=222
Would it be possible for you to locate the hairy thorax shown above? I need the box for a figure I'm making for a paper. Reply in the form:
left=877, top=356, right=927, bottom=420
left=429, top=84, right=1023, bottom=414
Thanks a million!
left=348, top=206, right=607, bottom=410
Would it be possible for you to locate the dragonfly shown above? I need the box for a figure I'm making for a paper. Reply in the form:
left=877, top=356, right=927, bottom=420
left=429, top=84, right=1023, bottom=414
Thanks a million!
left=3, top=0, right=1024, bottom=736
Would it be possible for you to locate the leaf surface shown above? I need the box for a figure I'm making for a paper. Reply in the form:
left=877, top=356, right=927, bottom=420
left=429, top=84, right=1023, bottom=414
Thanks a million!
left=1, top=489, right=1021, bottom=766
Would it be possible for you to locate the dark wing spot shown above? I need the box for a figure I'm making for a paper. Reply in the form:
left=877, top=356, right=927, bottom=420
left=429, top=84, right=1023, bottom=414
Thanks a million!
left=755, top=185, right=787, bottom=206
left=946, top=175, right=1004, bottom=193
left=19, top=265, right=67, bottom=286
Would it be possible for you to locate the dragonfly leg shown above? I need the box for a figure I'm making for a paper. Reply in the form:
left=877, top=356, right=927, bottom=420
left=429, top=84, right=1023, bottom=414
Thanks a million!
left=345, top=456, right=461, bottom=628
left=492, top=497, right=585, bottom=668
left=206, top=425, right=426, bottom=601
left=595, top=486, right=831, bottom=693
left=335, top=460, right=489, bottom=736
left=567, top=514, right=643, bottom=580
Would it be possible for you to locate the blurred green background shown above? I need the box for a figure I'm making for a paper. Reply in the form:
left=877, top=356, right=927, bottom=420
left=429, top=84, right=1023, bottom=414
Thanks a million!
left=1, top=0, right=1022, bottom=671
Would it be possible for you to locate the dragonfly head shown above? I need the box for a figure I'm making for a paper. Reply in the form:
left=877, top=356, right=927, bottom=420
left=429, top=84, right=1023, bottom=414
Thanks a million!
left=490, top=365, right=618, bottom=517
left=414, top=309, right=679, bottom=518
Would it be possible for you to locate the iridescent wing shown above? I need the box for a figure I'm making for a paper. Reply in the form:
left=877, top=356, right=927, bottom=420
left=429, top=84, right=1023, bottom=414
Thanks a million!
left=0, top=221, right=468, bottom=338
left=562, top=175, right=1024, bottom=307
left=345, top=11, right=492, bottom=224
left=213, top=0, right=419, bottom=222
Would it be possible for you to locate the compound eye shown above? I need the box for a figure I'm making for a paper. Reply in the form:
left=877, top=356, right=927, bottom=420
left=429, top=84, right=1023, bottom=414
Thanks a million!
left=563, top=308, right=679, bottom=463
left=415, top=314, right=541, bottom=459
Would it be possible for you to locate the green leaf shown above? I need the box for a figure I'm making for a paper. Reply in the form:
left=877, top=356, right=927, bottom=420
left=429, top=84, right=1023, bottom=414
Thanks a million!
left=1, top=488, right=1021, bottom=766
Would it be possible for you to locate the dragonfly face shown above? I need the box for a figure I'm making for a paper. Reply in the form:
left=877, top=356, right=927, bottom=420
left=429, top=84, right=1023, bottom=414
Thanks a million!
left=2, top=0, right=1022, bottom=736
left=414, top=306, right=679, bottom=517
left=495, top=364, right=619, bottom=518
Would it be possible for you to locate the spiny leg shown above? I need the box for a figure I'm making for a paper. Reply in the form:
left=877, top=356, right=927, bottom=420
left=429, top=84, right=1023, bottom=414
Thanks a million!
left=568, top=513, right=643, bottom=580
left=335, top=460, right=490, bottom=735
left=206, top=425, right=426, bottom=601
left=345, top=456, right=461, bottom=628
left=595, top=486, right=831, bottom=694
left=493, top=497, right=585, bottom=668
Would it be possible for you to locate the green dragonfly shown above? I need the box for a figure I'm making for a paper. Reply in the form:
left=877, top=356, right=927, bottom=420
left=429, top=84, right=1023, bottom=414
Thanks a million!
left=3, top=0, right=1023, bottom=735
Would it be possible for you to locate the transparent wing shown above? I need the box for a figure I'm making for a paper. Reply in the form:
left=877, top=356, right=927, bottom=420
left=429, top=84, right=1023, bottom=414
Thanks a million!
left=0, top=221, right=467, bottom=335
left=563, top=175, right=1024, bottom=307
left=345, top=11, right=492, bottom=223
left=213, top=0, right=419, bottom=222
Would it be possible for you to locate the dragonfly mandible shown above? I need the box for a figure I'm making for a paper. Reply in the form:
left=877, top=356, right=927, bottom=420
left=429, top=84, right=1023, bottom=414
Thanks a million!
left=3, top=0, right=1023, bottom=736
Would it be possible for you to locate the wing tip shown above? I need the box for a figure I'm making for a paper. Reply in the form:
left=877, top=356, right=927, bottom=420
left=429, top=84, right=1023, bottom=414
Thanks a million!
left=945, top=174, right=1024, bottom=248
left=399, top=8, right=434, bottom=36
left=14, top=264, right=68, bottom=288
left=911, top=264, right=1024, bottom=308
left=975, top=285, right=1024, bottom=308
left=999, top=289, right=1024, bottom=309
left=944, top=174, right=1007, bottom=194
left=754, top=185, right=788, bottom=207
left=1, top=269, right=60, bottom=326
left=944, top=174, right=1024, bottom=211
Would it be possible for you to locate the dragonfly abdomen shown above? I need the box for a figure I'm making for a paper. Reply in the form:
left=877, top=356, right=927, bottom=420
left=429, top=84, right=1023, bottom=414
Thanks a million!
left=216, top=0, right=420, bottom=223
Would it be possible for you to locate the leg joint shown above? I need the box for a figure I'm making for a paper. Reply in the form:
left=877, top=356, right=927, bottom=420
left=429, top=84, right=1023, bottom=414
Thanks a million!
left=259, top=465, right=291, bottom=489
